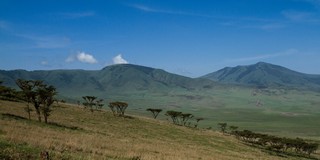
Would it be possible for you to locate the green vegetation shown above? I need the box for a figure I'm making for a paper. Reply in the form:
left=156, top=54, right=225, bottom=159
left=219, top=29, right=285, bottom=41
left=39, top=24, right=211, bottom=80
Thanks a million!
left=15, top=79, right=57, bottom=123
left=1, top=76, right=319, bottom=159
left=0, top=138, right=40, bottom=160
left=233, top=130, right=319, bottom=158
left=218, top=123, right=227, bottom=134
left=202, top=62, right=320, bottom=90
left=1, top=63, right=320, bottom=140
left=0, top=81, right=21, bottom=102
left=82, top=96, right=104, bottom=112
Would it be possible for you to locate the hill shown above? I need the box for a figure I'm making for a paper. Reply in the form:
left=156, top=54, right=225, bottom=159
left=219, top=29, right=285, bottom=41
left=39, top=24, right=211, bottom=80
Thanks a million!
left=0, top=100, right=316, bottom=159
left=0, top=64, right=215, bottom=100
left=201, top=62, right=320, bottom=90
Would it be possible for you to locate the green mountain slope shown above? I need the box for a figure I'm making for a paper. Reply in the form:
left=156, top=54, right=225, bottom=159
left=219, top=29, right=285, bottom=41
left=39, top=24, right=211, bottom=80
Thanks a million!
left=202, top=62, right=320, bottom=90
left=0, top=64, right=215, bottom=100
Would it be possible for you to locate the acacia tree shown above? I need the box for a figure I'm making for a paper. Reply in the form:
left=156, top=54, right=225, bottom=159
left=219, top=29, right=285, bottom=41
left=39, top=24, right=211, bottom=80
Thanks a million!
left=96, top=99, right=104, bottom=110
left=229, top=125, right=239, bottom=134
left=233, top=130, right=319, bottom=156
left=218, top=123, right=228, bottom=133
left=82, top=96, right=98, bottom=112
left=16, top=79, right=57, bottom=123
left=16, top=79, right=43, bottom=121
left=180, top=113, right=193, bottom=126
left=16, top=79, right=33, bottom=119
left=38, top=85, right=56, bottom=123
left=194, top=117, right=204, bottom=128
left=146, top=108, right=162, bottom=119
left=165, top=110, right=182, bottom=125
left=108, top=101, right=128, bottom=117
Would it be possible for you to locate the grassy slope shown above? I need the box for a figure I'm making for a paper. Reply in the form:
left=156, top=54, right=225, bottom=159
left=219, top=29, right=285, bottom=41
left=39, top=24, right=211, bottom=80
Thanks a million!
left=119, top=87, right=320, bottom=140
left=1, top=100, right=317, bottom=160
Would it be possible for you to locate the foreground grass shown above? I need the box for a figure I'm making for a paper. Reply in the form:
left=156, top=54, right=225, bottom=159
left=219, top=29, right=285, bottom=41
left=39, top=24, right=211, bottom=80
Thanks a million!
left=0, top=100, right=318, bottom=159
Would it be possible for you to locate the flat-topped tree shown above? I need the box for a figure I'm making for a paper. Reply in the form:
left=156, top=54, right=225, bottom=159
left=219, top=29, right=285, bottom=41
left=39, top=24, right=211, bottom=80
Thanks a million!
left=194, top=117, right=204, bottom=128
left=229, top=126, right=239, bottom=134
left=96, top=99, right=104, bottom=110
left=146, top=108, right=162, bottom=119
left=165, top=110, right=182, bottom=125
left=108, top=101, right=128, bottom=117
left=82, top=96, right=97, bottom=112
left=181, top=113, right=193, bottom=126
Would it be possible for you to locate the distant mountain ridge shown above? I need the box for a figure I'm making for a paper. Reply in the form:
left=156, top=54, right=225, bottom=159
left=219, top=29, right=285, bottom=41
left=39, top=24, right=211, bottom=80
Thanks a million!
left=1, top=62, right=320, bottom=100
left=0, top=64, right=215, bottom=99
left=201, top=62, right=320, bottom=90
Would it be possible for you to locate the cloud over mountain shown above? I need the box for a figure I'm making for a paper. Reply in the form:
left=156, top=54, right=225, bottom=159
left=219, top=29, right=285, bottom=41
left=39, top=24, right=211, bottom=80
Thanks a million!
left=66, top=52, right=98, bottom=64
left=112, top=54, right=128, bottom=64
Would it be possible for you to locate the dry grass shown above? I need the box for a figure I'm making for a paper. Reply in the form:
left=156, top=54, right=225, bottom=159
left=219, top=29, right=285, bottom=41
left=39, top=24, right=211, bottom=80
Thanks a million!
left=0, top=100, right=314, bottom=160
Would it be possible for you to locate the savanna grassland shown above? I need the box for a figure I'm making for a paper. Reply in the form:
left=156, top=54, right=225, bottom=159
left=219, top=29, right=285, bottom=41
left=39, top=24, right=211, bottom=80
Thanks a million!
left=2, top=64, right=320, bottom=140
left=1, top=100, right=318, bottom=160
left=116, top=87, right=320, bottom=140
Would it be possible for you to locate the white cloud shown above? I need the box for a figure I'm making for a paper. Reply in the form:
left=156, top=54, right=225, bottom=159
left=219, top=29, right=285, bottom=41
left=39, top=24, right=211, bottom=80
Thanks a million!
left=77, top=52, right=98, bottom=64
left=66, top=52, right=98, bottom=64
left=112, top=54, right=129, bottom=64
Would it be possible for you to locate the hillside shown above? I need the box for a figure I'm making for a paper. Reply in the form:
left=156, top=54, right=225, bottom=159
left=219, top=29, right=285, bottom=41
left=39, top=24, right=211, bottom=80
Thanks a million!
left=1, top=64, right=320, bottom=140
left=202, top=62, right=320, bottom=90
left=0, top=64, right=215, bottom=100
left=0, top=100, right=316, bottom=160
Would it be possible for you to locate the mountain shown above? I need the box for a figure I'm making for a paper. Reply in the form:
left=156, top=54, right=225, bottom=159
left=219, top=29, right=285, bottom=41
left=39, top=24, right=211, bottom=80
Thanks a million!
left=202, top=62, right=320, bottom=90
left=0, top=64, right=215, bottom=100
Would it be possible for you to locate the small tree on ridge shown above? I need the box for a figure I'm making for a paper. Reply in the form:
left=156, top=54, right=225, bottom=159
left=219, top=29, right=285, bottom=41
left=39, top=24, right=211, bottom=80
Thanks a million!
left=146, top=108, right=162, bottom=119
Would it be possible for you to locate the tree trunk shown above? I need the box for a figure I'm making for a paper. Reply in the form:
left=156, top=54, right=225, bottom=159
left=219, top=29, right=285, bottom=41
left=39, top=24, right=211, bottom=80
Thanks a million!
left=28, top=111, right=31, bottom=120
left=37, top=111, right=41, bottom=122
left=35, top=106, right=41, bottom=122
left=27, top=103, right=31, bottom=120
left=44, top=115, right=48, bottom=124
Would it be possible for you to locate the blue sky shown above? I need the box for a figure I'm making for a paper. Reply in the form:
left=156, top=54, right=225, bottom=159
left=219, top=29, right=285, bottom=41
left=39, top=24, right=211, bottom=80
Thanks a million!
left=1, top=0, right=320, bottom=77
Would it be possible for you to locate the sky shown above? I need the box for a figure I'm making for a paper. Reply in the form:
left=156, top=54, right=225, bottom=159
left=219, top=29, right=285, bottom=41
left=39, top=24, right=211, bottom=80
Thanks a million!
left=1, top=0, right=320, bottom=77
